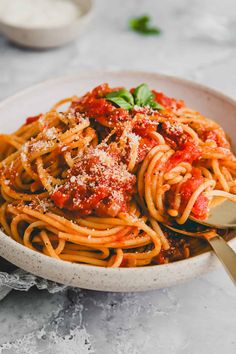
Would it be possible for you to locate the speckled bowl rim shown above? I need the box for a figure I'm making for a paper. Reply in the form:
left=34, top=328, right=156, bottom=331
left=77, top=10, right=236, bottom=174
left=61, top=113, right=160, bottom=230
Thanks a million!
left=0, top=71, right=235, bottom=291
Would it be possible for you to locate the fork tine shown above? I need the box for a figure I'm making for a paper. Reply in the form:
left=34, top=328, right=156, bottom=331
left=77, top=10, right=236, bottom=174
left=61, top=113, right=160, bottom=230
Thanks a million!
left=163, top=223, right=213, bottom=238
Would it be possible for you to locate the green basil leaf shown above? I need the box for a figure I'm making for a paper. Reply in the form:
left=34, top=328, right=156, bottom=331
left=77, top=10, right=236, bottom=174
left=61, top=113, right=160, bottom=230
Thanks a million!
left=106, top=96, right=133, bottom=110
left=144, top=27, right=161, bottom=35
left=129, top=15, right=149, bottom=31
left=106, top=89, right=134, bottom=105
left=129, top=15, right=161, bottom=36
left=133, top=83, right=153, bottom=106
left=105, top=84, right=164, bottom=111
left=148, top=100, right=164, bottom=110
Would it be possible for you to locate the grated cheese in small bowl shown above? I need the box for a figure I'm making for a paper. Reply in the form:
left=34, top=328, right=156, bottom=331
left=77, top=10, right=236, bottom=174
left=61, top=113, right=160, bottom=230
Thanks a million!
left=0, top=0, right=93, bottom=48
left=0, top=0, right=81, bottom=28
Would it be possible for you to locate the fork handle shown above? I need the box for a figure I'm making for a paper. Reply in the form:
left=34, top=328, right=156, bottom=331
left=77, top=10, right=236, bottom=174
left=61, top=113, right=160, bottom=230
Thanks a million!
left=206, top=234, right=236, bottom=285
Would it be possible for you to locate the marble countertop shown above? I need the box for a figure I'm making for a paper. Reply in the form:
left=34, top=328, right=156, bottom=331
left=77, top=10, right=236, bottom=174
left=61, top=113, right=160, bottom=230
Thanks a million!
left=0, top=0, right=236, bottom=353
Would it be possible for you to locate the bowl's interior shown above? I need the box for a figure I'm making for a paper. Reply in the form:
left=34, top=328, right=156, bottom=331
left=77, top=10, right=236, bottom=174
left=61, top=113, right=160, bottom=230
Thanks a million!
left=0, top=71, right=235, bottom=268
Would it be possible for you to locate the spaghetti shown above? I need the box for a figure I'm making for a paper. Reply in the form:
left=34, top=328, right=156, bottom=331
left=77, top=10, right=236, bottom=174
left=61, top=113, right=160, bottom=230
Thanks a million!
left=0, top=83, right=236, bottom=267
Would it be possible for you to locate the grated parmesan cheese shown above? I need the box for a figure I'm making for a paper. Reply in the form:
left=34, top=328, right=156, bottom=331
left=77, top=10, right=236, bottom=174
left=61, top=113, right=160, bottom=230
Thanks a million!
left=165, top=121, right=183, bottom=134
left=70, top=176, right=76, bottom=183
left=44, top=127, right=57, bottom=140
left=30, top=140, right=54, bottom=152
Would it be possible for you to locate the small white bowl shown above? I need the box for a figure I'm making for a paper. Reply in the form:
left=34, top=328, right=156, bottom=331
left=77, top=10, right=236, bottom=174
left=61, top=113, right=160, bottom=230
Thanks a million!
left=0, top=0, right=93, bottom=49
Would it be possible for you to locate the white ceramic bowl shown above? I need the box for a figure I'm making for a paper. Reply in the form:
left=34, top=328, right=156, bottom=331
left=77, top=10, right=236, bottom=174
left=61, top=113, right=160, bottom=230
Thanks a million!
left=0, top=71, right=235, bottom=292
left=0, top=0, right=93, bottom=49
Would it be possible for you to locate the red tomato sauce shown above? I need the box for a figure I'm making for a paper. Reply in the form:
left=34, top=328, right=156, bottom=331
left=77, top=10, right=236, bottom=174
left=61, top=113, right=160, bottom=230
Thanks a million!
left=165, top=141, right=201, bottom=172
left=132, top=115, right=159, bottom=162
left=180, top=168, right=208, bottom=219
left=74, top=84, right=130, bottom=127
left=137, top=138, right=158, bottom=163
left=132, top=114, right=157, bottom=137
left=25, top=114, right=41, bottom=125
left=152, top=91, right=184, bottom=110
left=167, top=168, right=208, bottom=219
left=51, top=149, right=136, bottom=217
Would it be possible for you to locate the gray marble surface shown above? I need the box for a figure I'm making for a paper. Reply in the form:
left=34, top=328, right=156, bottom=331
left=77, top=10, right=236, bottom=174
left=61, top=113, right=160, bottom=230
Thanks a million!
left=0, top=0, right=236, bottom=353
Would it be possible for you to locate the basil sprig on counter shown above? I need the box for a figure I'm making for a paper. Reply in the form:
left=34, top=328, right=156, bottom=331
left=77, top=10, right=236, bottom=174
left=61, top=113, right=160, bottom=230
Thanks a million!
left=106, top=83, right=164, bottom=111
left=129, top=15, right=161, bottom=36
